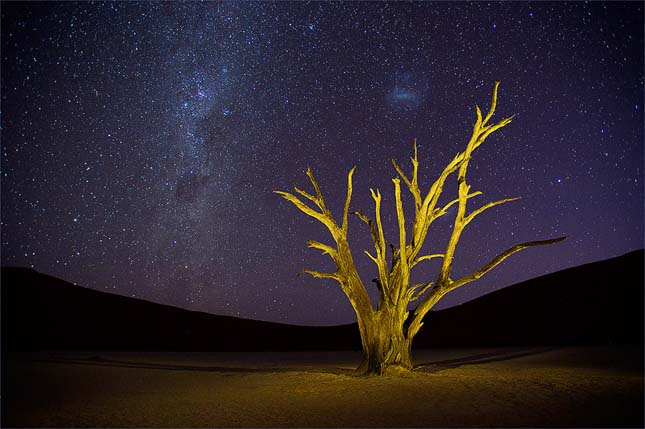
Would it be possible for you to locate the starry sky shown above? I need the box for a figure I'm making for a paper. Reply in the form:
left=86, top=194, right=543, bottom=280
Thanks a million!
left=1, top=2, right=643, bottom=326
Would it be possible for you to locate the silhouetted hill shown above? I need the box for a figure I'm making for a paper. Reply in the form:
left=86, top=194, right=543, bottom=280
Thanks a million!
left=1, top=268, right=359, bottom=352
left=2, top=250, right=642, bottom=351
left=416, top=249, right=644, bottom=347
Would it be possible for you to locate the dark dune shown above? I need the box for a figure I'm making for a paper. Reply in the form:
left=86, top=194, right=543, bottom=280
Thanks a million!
left=1, top=267, right=359, bottom=352
left=415, top=248, right=644, bottom=348
left=1, top=249, right=642, bottom=352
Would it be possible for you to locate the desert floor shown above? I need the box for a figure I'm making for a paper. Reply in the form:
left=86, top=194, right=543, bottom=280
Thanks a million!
left=2, top=346, right=642, bottom=427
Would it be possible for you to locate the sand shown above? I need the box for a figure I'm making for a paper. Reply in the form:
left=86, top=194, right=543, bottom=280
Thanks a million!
left=2, top=346, right=642, bottom=427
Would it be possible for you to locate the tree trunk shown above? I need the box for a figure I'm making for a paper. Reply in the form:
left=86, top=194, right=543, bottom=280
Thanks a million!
left=356, top=307, right=412, bottom=375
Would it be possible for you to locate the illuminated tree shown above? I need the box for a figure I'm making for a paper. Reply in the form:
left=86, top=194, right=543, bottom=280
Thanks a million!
left=275, top=82, right=566, bottom=375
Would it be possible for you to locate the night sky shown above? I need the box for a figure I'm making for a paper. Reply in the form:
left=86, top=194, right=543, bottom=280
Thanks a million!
left=1, top=2, right=643, bottom=326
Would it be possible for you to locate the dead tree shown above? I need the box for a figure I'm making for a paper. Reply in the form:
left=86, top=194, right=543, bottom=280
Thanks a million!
left=275, top=82, right=566, bottom=375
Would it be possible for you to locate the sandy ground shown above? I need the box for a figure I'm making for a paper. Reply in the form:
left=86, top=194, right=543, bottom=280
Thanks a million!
left=2, top=346, right=642, bottom=428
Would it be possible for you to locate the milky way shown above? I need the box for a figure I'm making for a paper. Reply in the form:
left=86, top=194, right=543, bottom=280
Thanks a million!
left=2, top=2, right=643, bottom=325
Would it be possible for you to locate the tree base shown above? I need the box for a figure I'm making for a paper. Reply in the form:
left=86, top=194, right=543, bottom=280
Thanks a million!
left=355, top=358, right=413, bottom=376
left=354, top=313, right=414, bottom=376
left=354, top=365, right=415, bottom=377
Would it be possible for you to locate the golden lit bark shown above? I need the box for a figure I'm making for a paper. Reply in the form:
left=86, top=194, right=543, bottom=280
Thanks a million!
left=275, top=82, right=566, bottom=375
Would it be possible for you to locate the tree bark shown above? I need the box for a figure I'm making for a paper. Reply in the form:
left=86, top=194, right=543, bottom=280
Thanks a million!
left=356, top=307, right=412, bottom=375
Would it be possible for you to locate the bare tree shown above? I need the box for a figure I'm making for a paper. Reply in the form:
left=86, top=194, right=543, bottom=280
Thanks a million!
left=275, top=82, right=566, bottom=375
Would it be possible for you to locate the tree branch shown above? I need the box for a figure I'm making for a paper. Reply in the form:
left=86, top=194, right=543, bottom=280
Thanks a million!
left=477, top=116, right=514, bottom=146
left=273, top=191, right=338, bottom=234
left=276, top=168, right=374, bottom=320
left=342, top=167, right=356, bottom=232
left=305, top=167, right=332, bottom=216
left=392, top=140, right=422, bottom=211
left=371, top=189, right=387, bottom=260
left=437, top=83, right=514, bottom=286
left=354, top=189, right=391, bottom=300
left=412, top=253, right=443, bottom=268
left=431, top=191, right=482, bottom=222
left=364, top=250, right=378, bottom=264
left=483, top=81, right=501, bottom=125
left=303, top=269, right=342, bottom=281
left=409, top=282, right=434, bottom=302
left=353, top=210, right=378, bottom=245
left=307, top=240, right=337, bottom=258
left=465, top=197, right=521, bottom=226
left=392, top=178, right=411, bottom=304
left=408, top=82, right=519, bottom=340
left=293, top=186, right=319, bottom=206
left=407, top=286, right=444, bottom=340
left=447, top=236, right=568, bottom=292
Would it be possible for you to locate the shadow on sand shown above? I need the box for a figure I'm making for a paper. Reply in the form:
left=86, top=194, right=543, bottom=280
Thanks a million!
left=37, top=355, right=300, bottom=373
left=415, top=346, right=558, bottom=373
left=34, top=347, right=557, bottom=375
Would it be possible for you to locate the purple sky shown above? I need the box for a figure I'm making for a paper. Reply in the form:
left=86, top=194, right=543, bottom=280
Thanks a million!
left=2, top=2, right=643, bottom=325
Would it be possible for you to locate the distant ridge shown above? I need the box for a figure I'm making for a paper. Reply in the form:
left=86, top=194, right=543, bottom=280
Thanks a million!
left=2, top=250, right=642, bottom=351
left=416, top=249, right=643, bottom=347
left=1, top=267, right=360, bottom=352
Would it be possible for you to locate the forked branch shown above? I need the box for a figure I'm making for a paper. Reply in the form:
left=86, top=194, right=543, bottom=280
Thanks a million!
left=275, top=166, right=375, bottom=320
